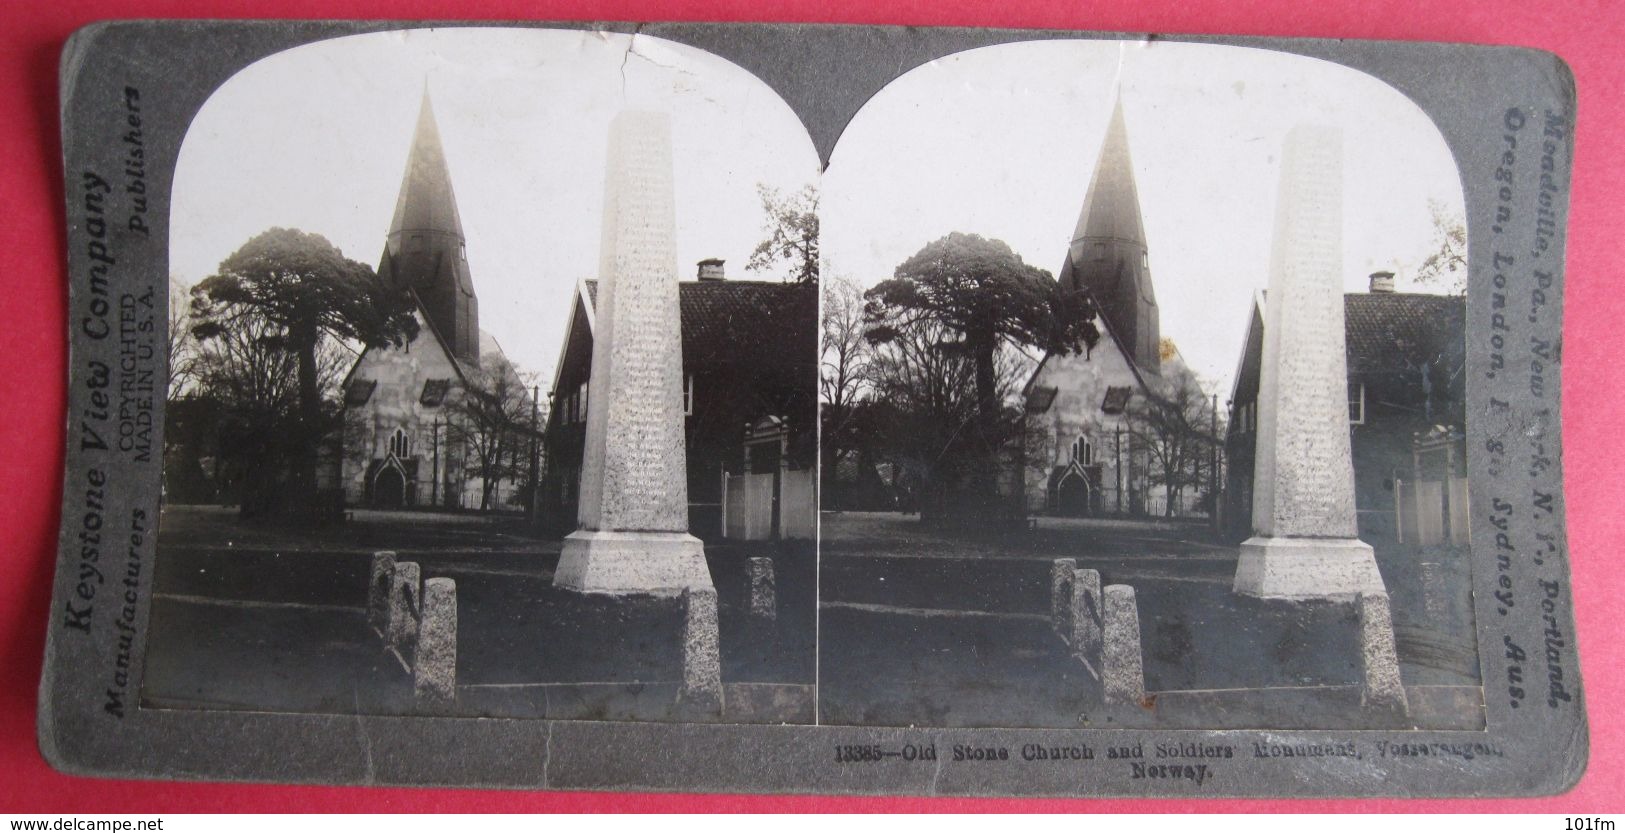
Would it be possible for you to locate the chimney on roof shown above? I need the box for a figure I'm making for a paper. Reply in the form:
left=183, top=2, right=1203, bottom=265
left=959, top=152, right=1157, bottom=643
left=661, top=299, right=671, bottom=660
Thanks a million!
left=1368, top=270, right=1396, bottom=294
left=697, top=258, right=726, bottom=281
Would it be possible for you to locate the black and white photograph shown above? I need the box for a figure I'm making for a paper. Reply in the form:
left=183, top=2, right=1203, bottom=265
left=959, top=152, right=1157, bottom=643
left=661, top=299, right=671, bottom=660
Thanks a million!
left=817, top=40, right=1479, bottom=730
left=150, top=27, right=820, bottom=724
left=35, top=18, right=1584, bottom=797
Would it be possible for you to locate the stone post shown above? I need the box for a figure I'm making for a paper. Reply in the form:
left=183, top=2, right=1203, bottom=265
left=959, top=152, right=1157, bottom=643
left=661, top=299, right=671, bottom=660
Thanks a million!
left=415, top=578, right=457, bottom=704
left=1102, top=584, right=1145, bottom=705
left=678, top=585, right=724, bottom=715
left=1357, top=592, right=1410, bottom=715
left=1050, top=558, right=1076, bottom=636
left=748, top=556, right=776, bottom=621
left=1233, top=124, right=1386, bottom=600
left=387, top=561, right=421, bottom=654
left=554, top=110, right=712, bottom=596
left=368, top=551, right=397, bottom=634
left=1071, top=568, right=1103, bottom=666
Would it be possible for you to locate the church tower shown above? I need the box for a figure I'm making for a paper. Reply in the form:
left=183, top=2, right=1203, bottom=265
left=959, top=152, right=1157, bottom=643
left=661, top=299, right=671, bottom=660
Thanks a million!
left=1059, top=95, right=1160, bottom=374
left=378, top=89, right=480, bottom=364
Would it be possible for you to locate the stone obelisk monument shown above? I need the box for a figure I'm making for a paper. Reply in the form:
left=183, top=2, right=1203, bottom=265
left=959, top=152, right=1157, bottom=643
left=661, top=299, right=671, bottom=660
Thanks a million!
left=1232, top=125, right=1387, bottom=601
left=554, top=111, right=713, bottom=596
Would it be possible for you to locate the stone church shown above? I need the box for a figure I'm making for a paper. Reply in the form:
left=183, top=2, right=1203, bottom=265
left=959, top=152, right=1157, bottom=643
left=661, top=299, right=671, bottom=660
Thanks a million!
left=335, top=91, right=534, bottom=511
left=1022, top=96, right=1181, bottom=517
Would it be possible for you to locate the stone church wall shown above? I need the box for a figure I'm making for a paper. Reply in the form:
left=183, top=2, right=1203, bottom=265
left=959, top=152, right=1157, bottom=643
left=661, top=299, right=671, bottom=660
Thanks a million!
left=1027, top=314, right=1146, bottom=515
left=340, top=312, right=467, bottom=507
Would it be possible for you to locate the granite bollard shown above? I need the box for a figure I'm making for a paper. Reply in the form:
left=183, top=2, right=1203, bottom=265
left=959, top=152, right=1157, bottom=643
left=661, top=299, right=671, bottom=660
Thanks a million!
left=1357, top=592, right=1410, bottom=715
left=386, top=561, right=421, bottom=654
left=1232, top=124, right=1386, bottom=601
left=415, top=578, right=457, bottom=704
left=1102, top=584, right=1145, bottom=705
left=678, top=585, right=724, bottom=715
left=368, top=551, right=397, bottom=634
left=554, top=110, right=712, bottom=596
left=748, top=556, right=776, bottom=621
left=1071, top=568, right=1103, bottom=667
left=1050, top=558, right=1076, bottom=636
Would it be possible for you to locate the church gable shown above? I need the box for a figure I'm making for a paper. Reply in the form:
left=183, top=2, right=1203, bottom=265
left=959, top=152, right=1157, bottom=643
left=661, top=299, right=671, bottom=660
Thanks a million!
left=345, top=309, right=467, bottom=427
left=1027, top=306, right=1153, bottom=484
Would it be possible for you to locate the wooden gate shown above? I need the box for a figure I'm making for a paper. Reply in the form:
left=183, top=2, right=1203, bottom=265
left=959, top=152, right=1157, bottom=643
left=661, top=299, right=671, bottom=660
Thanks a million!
left=724, top=472, right=775, bottom=541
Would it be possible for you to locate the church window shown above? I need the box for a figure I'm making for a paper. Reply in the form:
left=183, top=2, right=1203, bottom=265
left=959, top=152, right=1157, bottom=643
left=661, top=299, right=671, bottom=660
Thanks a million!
left=684, top=375, right=695, bottom=416
left=388, top=428, right=412, bottom=458
left=1071, top=437, right=1093, bottom=465
left=578, top=383, right=589, bottom=423
left=1349, top=382, right=1366, bottom=425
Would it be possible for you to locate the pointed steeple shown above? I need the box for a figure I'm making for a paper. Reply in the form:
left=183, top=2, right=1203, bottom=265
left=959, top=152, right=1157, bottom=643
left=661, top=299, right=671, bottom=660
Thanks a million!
left=1071, top=96, right=1148, bottom=251
left=378, top=87, right=480, bottom=364
left=1060, top=94, right=1160, bottom=374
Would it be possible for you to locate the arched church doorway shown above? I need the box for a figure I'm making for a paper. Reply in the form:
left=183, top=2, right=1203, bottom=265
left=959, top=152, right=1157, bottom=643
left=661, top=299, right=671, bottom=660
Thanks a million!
left=1057, top=471, right=1093, bottom=517
left=375, top=468, right=406, bottom=509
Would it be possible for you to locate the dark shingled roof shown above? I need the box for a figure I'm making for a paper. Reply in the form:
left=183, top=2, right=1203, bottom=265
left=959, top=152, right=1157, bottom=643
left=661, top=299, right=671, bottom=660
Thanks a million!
left=1344, top=293, right=1465, bottom=375
left=1026, top=385, right=1058, bottom=414
left=583, top=279, right=818, bottom=371
left=344, top=379, right=377, bottom=406
left=1101, top=385, right=1133, bottom=414
left=419, top=378, right=452, bottom=407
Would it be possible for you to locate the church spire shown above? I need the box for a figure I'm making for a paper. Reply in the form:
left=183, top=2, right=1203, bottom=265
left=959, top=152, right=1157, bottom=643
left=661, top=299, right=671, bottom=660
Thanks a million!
left=1071, top=96, right=1147, bottom=251
left=378, top=87, right=480, bottom=364
left=1061, top=93, right=1160, bottom=374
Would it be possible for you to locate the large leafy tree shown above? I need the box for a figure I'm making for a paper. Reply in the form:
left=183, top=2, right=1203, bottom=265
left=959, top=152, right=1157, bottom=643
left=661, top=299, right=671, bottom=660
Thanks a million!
left=1414, top=198, right=1468, bottom=295
left=864, top=232, right=1099, bottom=517
left=191, top=228, right=419, bottom=519
left=746, top=184, right=819, bottom=284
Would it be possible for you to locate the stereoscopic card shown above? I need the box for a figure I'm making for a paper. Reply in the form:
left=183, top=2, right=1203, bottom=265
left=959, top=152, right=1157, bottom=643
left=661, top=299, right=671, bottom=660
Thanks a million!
left=41, top=20, right=1583, bottom=796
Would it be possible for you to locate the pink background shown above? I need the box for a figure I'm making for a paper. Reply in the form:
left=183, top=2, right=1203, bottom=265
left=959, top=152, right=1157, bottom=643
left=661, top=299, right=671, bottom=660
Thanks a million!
left=2, top=0, right=1620, bottom=813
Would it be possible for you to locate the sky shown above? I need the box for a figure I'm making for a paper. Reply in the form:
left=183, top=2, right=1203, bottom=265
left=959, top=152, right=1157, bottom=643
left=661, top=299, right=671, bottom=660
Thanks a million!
left=172, top=27, right=820, bottom=386
left=174, top=32, right=1466, bottom=402
left=821, top=39, right=1466, bottom=397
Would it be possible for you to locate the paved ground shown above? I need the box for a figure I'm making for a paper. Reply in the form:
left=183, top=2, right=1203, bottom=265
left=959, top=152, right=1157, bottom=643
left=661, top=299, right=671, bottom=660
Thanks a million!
left=818, top=511, right=1481, bottom=729
left=143, top=505, right=815, bottom=722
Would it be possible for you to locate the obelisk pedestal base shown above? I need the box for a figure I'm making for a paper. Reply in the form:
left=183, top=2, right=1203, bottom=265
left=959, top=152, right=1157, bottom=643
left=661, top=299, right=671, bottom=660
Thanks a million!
left=554, top=530, right=713, bottom=596
left=1232, top=536, right=1385, bottom=601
